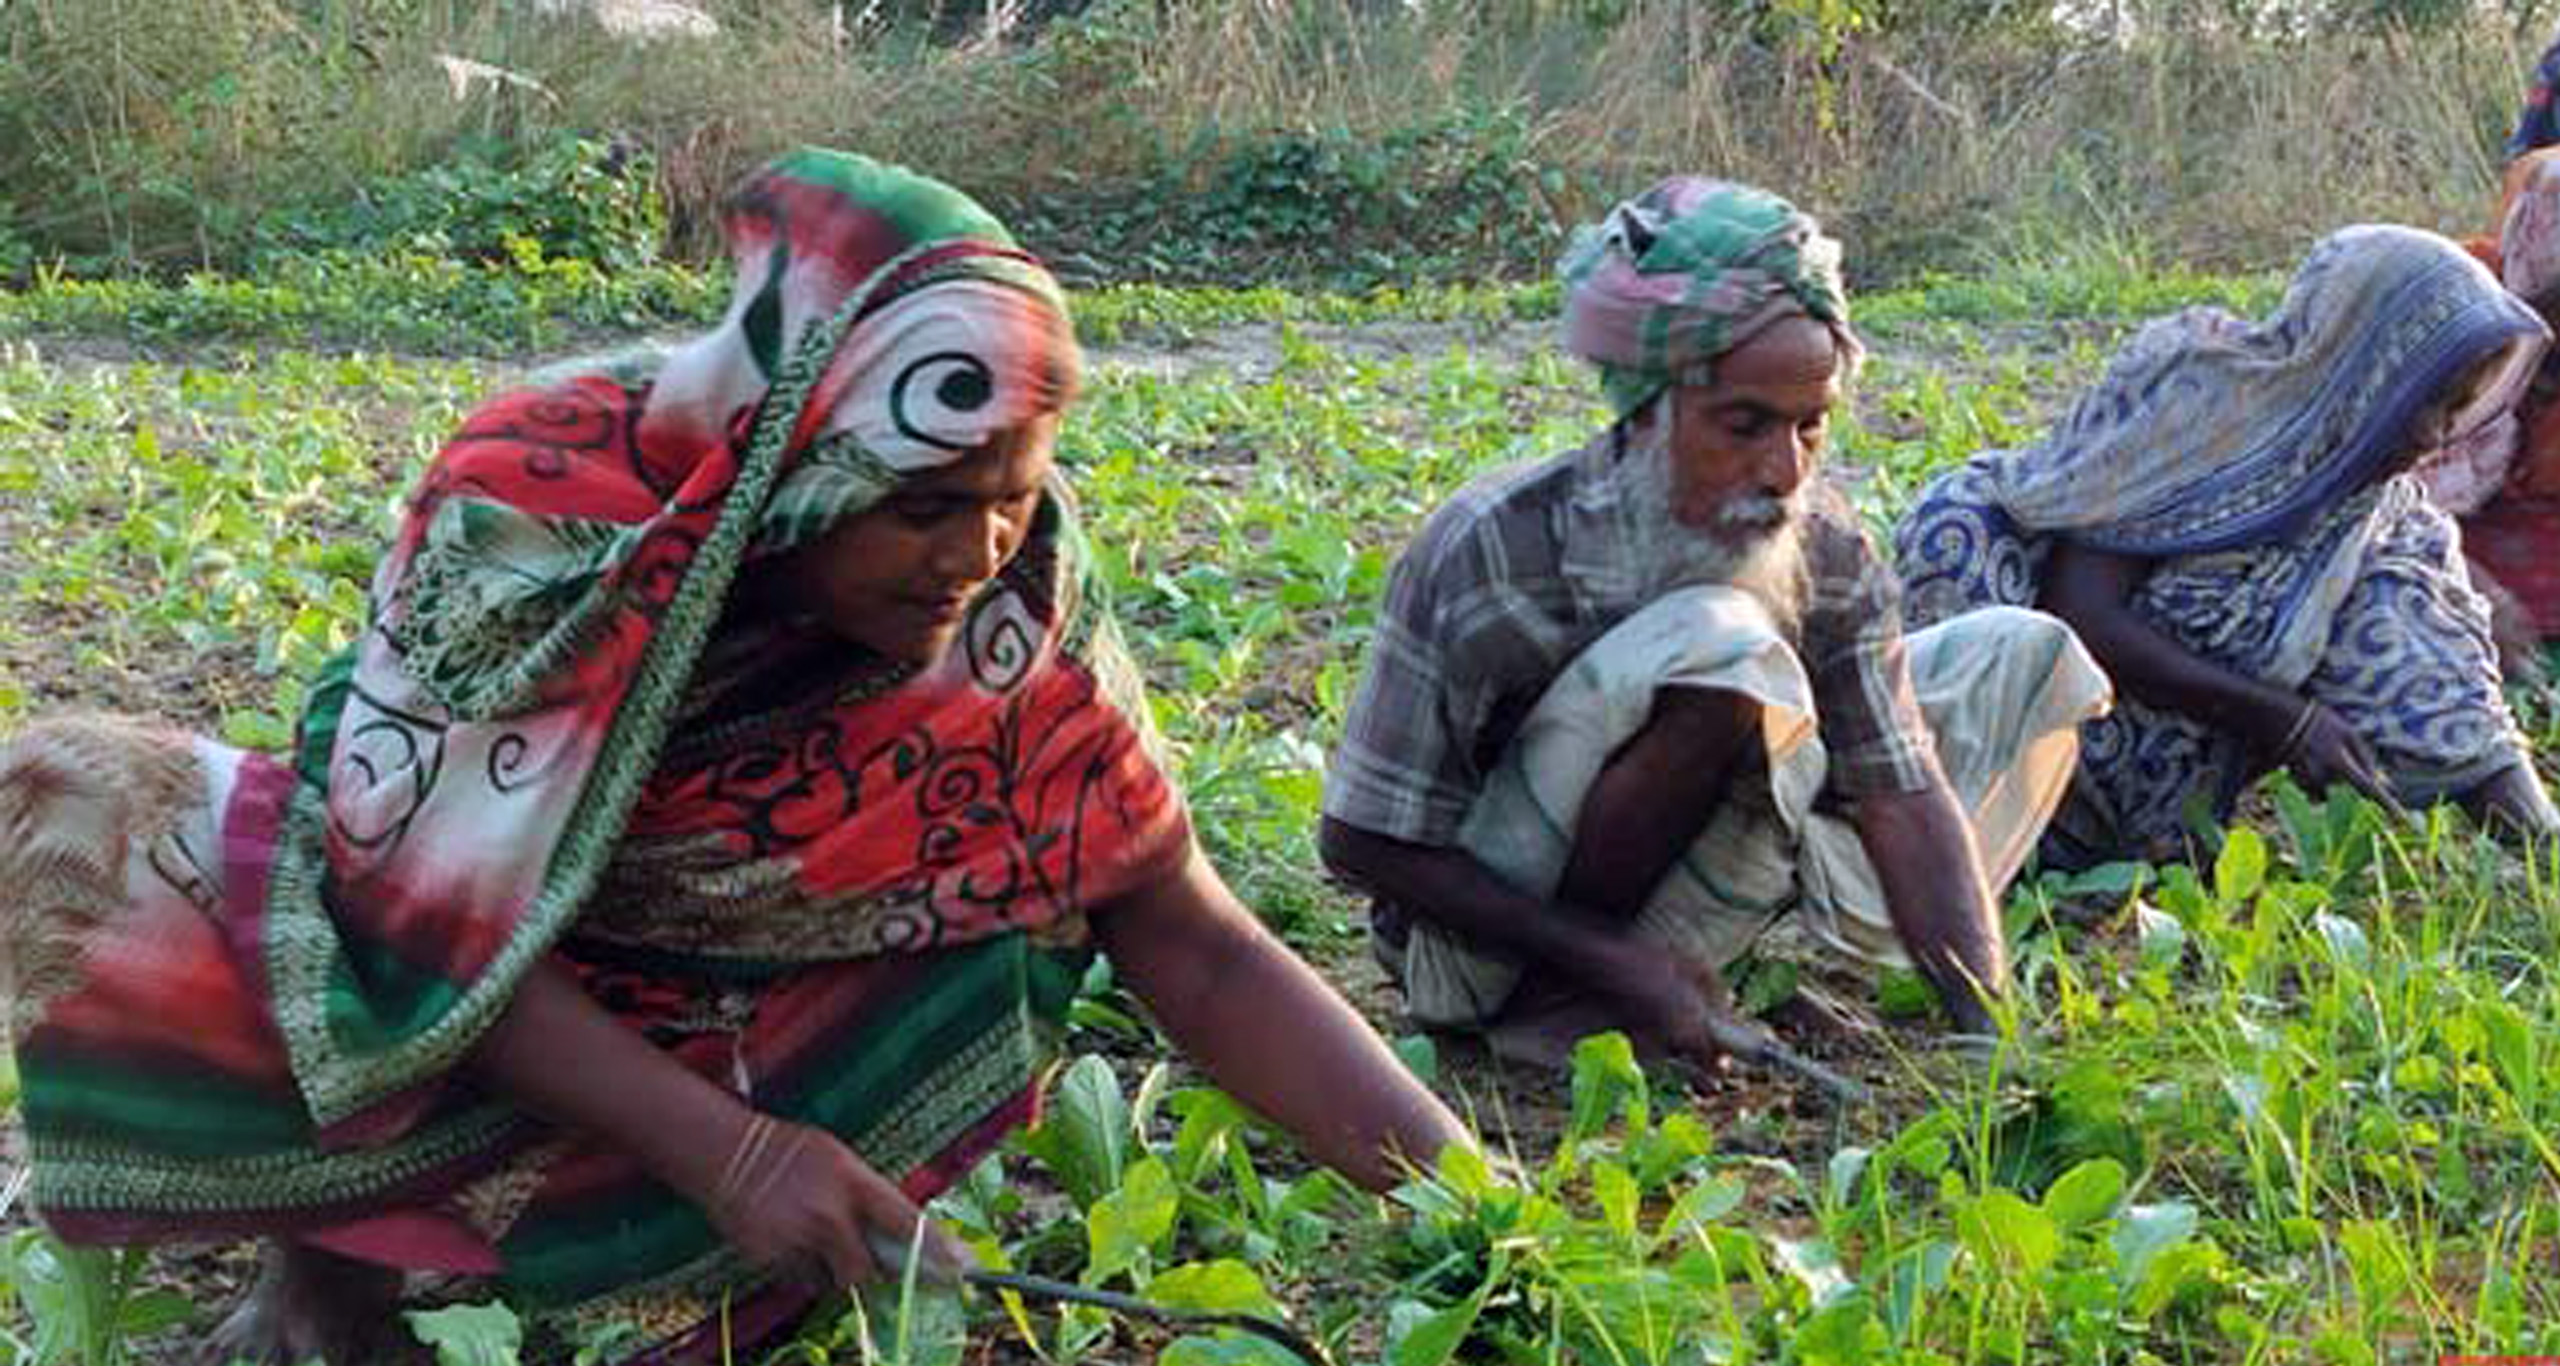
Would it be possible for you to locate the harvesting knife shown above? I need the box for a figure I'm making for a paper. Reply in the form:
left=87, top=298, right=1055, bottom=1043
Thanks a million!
left=1699, top=1015, right=1871, bottom=1106
left=866, top=1228, right=1337, bottom=1366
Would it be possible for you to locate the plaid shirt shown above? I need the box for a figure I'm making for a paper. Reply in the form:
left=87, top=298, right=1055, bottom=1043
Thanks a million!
left=1325, top=427, right=1938, bottom=847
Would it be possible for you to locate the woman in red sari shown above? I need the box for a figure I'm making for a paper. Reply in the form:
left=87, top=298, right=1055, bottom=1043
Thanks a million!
left=0, top=149, right=1467, bottom=1363
left=2425, top=147, right=2560, bottom=655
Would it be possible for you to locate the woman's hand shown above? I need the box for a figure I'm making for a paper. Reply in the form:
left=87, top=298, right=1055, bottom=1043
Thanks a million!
left=466, top=965, right=970, bottom=1292
left=2271, top=699, right=2398, bottom=811
left=695, top=1115, right=972, bottom=1290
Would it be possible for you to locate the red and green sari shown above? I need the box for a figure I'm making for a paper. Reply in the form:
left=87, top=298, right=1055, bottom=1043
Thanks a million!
left=0, top=149, right=1187, bottom=1358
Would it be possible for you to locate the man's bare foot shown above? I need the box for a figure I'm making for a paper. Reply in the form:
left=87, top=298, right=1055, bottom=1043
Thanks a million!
left=196, top=1239, right=408, bottom=1366
left=1482, top=990, right=1627, bottom=1074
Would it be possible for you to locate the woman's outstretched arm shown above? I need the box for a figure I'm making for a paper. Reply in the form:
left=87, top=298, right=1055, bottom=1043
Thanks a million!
left=1093, top=844, right=1473, bottom=1192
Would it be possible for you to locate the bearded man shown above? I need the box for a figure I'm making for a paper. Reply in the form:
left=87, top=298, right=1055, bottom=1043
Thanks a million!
left=1319, top=179, right=2111, bottom=1071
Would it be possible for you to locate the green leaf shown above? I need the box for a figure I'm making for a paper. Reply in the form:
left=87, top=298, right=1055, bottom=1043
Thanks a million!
left=1591, top=1158, right=1640, bottom=1245
left=2039, top=1157, right=2126, bottom=1230
left=5, top=1232, right=129, bottom=1365
left=404, top=1301, right=524, bottom=1366
left=1826, top=1146, right=1871, bottom=1209
left=1160, top=1336, right=1306, bottom=1366
left=1385, top=1278, right=1492, bottom=1366
left=1145, top=1260, right=1280, bottom=1317
left=1769, top=1235, right=1858, bottom=1309
left=2214, top=826, right=2267, bottom=905
left=2310, top=1328, right=2379, bottom=1366
left=2272, top=776, right=2326, bottom=870
left=1087, top=1155, right=1180, bottom=1284
left=2110, top=1200, right=2198, bottom=1294
left=1879, top=1239, right=1956, bottom=1334
left=219, top=708, right=293, bottom=750
left=855, top=1272, right=968, bottom=1366
left=1883, top=1111, right=1957, bottom=1179
left=1649, top=1171, right=1746, bottom=1252
left=1733, top=955, right=1799, bottom=1015
left=1876, top=968, right=1936, bottom=1018
left=2310, top=912, right=2370, bottom=972
left=1026, top=1055, right=1128, bottom=1209
left=2060, top=861, right=2148, bottom=899
left=1131, top=1059, right=1173, bottom=1137
left=1789, top=1291, right=1889, bottom=1365
left=1170, top=1087, right=1252, bottom=1186
left=1956, top=1189, right=2061, bottom=1277
left=111, top=1287, right=194, bottom=1336
left=2134, top=902, right=2187, bottom=971
left=2338, top=1218, right=2410, bottom=1309
left=2474, top=1000, right=2540, bottom=1111
left=1567, top=1030, right=1647, bottom=1141
left=1391, top=1032, right=1439, bottom=1085
left=2128, top=1240, right=2230, bottom=1318
left=1432, top=1140, right=1499, bottom=1199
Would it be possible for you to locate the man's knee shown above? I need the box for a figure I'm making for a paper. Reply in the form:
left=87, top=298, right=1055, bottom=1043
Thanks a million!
left=1643, top=684, right=1762, bottom=762
left=1913, top=605, right=2086, bottom=686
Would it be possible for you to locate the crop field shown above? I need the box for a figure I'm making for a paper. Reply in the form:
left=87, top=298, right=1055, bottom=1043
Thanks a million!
left=4, top=259, right=2560, bottom=1365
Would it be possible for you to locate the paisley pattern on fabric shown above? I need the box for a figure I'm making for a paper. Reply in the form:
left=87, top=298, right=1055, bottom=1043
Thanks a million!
left=1991, top=226, right=2545, bottom=556
left=584, top=528, right=1172, bottom=963
left=1895, top=226, right=2540, bottom=866
left=1901, top=467, right=2525, bottom=866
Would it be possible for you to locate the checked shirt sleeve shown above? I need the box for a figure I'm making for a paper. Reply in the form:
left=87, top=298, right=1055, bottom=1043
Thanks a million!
left=1324, top=500, right=1536, bottom=848
left=1801, top=499, right=1938, bottom=798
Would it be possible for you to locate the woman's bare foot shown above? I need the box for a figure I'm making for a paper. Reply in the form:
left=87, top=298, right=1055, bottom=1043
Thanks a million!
left=196, top=1239, right=407, bottom=1366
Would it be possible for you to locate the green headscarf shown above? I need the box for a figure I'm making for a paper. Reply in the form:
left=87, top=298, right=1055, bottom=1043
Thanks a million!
left=1559, top=176, right=1857, bottom=416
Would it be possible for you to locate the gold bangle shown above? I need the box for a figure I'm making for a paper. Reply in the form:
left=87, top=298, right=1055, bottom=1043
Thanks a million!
left=739, top=1125, right=804, bottom=1210
left=714, top=1114, right=778, bottom=1208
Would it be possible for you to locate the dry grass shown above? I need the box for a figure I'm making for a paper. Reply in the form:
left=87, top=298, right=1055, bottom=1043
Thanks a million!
left=0, top=0, right=2551, bottom=277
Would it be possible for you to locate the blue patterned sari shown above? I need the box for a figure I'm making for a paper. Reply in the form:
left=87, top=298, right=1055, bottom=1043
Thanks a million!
left=1894, top=226, right=2546, bottom=867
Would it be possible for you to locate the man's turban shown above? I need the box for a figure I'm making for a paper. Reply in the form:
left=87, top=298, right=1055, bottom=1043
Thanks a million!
left=1560, top=177, right=1859, bottom=417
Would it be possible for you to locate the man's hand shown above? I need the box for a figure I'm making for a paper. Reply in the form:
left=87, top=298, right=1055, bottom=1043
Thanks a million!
left=1853, top=777, right=2004, bottom=1036
left=1587, top=934, right=1763, bottom=1070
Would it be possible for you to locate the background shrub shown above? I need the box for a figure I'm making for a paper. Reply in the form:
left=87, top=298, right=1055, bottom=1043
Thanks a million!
left=2, top=0, right=2557, bottom=286
left=252, top=133, right=665, bottom=272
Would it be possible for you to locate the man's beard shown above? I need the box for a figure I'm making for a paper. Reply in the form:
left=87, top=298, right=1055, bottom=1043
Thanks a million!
left=1623, top=439, right=1811, bottom=641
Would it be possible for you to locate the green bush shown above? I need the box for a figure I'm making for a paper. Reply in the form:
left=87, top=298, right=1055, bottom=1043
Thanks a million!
left=1197, top=112, right=1560, bottom=267
left=1015, top=109, right=1565, bottom=288
left=255, top=135, right=666, bottom=274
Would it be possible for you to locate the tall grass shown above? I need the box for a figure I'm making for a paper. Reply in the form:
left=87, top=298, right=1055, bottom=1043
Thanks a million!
left=0, top=0, right=2552, bottom=280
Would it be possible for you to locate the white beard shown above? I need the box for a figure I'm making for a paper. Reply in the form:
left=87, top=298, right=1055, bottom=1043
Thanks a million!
left=1619, top=424, right=1811, bottom=642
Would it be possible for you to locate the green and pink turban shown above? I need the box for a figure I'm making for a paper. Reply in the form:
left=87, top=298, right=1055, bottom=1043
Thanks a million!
left=1560, top=177, right=1860, bottom=417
